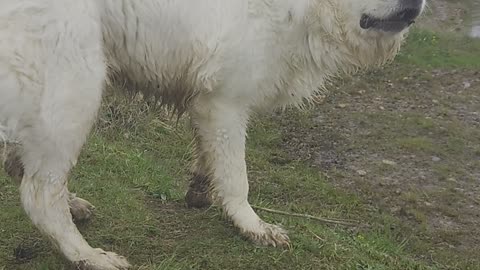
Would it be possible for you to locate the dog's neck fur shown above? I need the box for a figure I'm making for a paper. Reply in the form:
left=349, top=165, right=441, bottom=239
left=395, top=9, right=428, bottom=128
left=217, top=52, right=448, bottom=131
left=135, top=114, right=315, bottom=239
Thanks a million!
left=306, top=0, right=404, bottom=72
left=97, top=0, right=405, bottom=110
left=254, top=0, right=405, bottom=107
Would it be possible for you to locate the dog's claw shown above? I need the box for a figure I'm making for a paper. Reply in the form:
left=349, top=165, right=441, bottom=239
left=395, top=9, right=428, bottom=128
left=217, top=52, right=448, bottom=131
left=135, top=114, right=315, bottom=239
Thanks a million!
left=242, top=221, right=290, bottom=248
left=74, top=248, right=130, bottom=270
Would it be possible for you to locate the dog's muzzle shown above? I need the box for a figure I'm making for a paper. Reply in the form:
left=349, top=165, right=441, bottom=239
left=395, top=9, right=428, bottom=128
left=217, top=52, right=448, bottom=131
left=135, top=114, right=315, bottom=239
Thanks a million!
left=360, top=0, right=424, bottom=33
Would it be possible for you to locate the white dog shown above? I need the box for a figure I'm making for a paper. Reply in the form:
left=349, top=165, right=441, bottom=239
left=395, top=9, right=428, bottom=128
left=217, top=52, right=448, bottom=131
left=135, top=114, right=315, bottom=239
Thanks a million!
left=0, top=0, right=424, bottom=269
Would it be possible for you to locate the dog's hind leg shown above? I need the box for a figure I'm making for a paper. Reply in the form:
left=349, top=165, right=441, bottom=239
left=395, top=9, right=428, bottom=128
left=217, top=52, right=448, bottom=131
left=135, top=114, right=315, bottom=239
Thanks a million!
left=189, top=98, right=290, bottom=247
left=4, top=149, right=95, bottom=222
left=68, top=193, right=96, bottom=223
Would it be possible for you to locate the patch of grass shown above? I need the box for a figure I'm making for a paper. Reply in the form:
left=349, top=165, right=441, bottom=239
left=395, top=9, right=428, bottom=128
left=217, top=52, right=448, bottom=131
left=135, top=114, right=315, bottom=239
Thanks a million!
left=0, top=96, right=442, bottom=270
left=396, top=137, right=437, bottom=154
left=397, top=29, right=480, bottom=69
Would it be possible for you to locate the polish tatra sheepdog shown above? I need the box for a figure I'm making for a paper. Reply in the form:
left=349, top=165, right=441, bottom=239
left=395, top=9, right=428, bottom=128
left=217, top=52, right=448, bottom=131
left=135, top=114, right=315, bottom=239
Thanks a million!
left=0, top=0, right=425, bottom=269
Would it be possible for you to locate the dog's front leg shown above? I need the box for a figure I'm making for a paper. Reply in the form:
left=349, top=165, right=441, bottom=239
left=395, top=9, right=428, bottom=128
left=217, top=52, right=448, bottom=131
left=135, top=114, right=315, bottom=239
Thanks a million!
left=189, top=98, right=289, bottom=247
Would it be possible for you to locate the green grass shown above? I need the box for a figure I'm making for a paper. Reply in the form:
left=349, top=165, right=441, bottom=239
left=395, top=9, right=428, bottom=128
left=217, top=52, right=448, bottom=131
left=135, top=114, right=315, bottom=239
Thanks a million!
left=397, top=29, right=480, bottom=69
left=1, top=106, right=441, bottom=270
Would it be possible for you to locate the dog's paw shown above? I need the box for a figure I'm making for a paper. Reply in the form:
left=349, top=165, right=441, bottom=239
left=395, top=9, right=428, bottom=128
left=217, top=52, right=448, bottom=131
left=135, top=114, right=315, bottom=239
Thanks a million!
left=185, top=174, right=212, bottom=208
left=185, top=189, right=212, bottom=208
left=69, top=196, right=95, bottom=222
left=242, top=221, right=290, bottom=248
left=74, top=248, right=130, bottom=270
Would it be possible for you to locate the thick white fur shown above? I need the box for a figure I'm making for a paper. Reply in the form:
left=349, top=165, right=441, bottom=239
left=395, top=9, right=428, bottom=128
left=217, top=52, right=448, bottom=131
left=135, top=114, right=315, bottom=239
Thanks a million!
left=0, top=0, right=423, bottom=268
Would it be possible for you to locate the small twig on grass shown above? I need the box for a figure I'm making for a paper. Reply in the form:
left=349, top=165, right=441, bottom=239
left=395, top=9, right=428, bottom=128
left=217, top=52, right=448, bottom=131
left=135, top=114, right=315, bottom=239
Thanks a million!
left=252, top=205, right=359, bottom=227
left=307, top=228, right=326, bottom=242
left=155, top=119, right=187, bottom=142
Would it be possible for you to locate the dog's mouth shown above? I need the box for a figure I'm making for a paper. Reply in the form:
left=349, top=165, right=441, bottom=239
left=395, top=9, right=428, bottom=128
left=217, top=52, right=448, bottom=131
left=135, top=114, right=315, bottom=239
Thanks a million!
left=360, top=8, right=420, bottom=33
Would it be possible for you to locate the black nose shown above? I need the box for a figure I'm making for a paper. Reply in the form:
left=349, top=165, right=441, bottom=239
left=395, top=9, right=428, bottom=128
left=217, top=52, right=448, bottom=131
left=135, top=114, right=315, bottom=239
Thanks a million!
left=399, top=0, right=424, bottom=10
left=395, top=0, right=423, bottom=23
left=397, top=7, right=420, bottom=22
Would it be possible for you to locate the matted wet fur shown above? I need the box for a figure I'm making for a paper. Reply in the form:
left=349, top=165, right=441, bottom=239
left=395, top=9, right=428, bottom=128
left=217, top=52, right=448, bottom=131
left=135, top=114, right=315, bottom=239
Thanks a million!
left=108, top=61, right=200, bottom=117
left=0, top=0, right=424, bottom=268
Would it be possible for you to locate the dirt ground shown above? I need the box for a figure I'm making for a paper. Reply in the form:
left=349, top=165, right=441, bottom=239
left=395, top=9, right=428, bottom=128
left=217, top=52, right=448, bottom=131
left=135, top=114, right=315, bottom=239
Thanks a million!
left=278, top=67, right=480, bottom=262
left=420, top=0, right=470, bottom=34
left=276, top=0, right=480, bottom=265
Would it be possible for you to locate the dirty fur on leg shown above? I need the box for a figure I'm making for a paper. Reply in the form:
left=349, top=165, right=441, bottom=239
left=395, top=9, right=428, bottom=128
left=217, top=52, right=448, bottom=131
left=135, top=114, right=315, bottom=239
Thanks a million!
left=185, top=174, right=212, bottom=208
left=3, top=147, right=96, bottom=223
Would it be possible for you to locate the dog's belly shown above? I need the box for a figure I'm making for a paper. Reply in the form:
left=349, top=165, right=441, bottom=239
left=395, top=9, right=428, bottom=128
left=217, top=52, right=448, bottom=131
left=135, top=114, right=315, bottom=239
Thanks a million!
left=99, top=0, right=274, bottom=112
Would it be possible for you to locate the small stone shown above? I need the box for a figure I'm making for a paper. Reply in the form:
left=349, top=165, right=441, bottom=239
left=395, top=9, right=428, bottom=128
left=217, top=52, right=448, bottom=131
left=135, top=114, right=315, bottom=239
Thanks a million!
left=382, top=159, right=396, bottom=166
left=432, top=99, right=439, bottom=104
left=432, top=156, right=441, bottom=162
left=379, top=106, right=385, bottom=110
left=447, top=177, right=457, bottom=183
left=424, top=202, right=433, bottom=207
left=395, top=189, right=401, bottom=195
left=390, top=206, right=401, bottom=213
left=357, top=170, right=367, bottom=176
left=337, top=103, right=348, bottom=108
left=463, top=81, right=471, bottom=89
